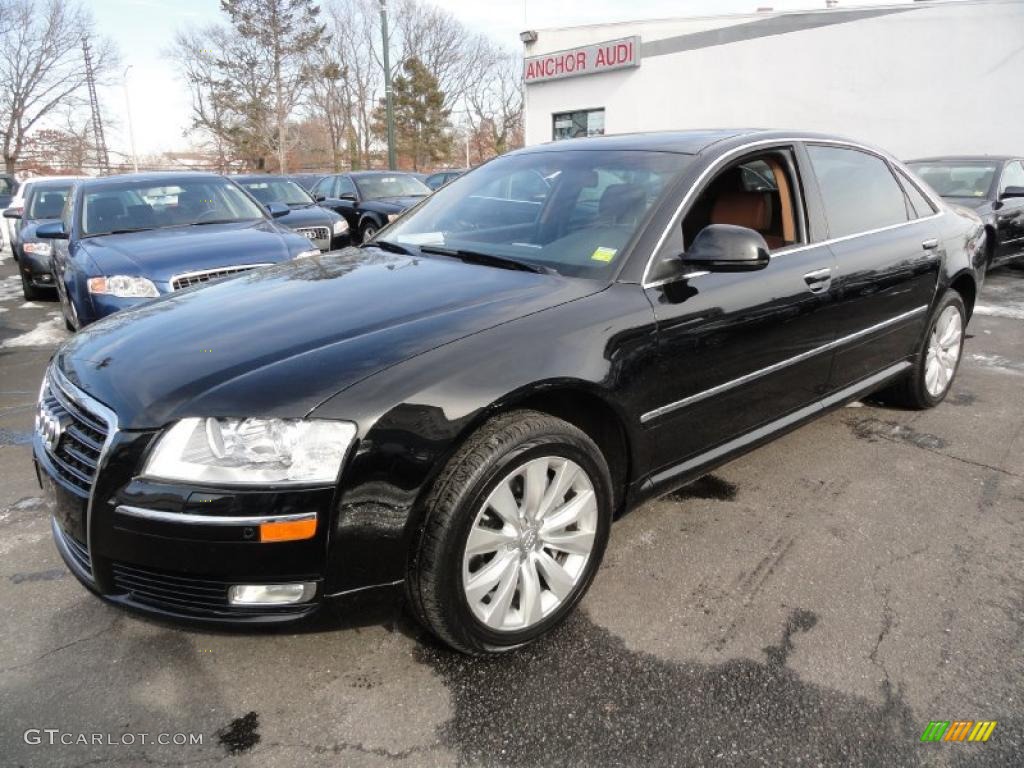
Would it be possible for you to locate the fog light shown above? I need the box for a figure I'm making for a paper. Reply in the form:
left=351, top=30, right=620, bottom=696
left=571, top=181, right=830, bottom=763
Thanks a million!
left=228, top=582, right=316, bottom=606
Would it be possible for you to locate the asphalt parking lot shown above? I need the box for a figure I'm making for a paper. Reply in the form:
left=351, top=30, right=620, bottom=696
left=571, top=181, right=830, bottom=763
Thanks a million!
left=1, top=251, right=1022, bottom=767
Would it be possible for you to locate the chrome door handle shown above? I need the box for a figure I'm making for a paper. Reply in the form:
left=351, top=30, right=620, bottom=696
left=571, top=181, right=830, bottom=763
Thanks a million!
left=922, top=238, right=939, bottom=250
left=803, top=268, right=833, bottom=294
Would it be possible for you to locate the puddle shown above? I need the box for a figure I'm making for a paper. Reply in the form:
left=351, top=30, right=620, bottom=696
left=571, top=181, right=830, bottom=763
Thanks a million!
left=217, top=711, right=260, bottom=755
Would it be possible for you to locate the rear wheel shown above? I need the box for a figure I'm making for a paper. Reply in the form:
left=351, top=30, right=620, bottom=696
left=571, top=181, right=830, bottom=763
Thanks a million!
left=881, top=290, right=966, bottom=409
left=407, top=410, right=612, bottom=655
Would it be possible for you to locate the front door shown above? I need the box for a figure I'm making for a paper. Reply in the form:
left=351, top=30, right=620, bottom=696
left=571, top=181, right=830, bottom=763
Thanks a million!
left=641, top=146, right=839, bottom=487
left=803, top=144, right=941, bottom=388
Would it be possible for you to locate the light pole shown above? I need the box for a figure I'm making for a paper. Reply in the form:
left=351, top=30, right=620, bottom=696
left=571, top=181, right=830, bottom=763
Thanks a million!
left=379, top=0, right=396, bottom=170
left=122, top=65, right=139, bottom=173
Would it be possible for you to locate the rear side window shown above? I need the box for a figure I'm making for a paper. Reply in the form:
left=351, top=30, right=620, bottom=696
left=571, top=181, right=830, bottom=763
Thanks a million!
left=807, top=145, right=909, bottom=238
left=336, top=176, right=357, bottom=197
left=896, top=169, right=936, bottom=218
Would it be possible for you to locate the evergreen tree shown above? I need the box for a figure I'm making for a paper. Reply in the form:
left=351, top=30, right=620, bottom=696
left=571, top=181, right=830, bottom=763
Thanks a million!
left=374, top=57, right=452, bottom=171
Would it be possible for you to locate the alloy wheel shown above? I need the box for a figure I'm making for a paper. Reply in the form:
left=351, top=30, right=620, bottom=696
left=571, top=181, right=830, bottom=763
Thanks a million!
left=924, top=304, right=963, bottom=397
left=462, top=456, right=598, bottom=632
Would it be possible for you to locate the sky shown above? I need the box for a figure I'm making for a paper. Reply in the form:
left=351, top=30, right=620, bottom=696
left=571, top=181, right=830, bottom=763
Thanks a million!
left=92, top=0, right=917, bottom=158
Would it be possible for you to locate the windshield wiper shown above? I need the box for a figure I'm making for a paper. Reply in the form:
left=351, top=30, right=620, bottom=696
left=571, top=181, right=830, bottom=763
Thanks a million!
left=419, top=245, right=548, bottom=274
left=363, top=239, right=414, bottom=256
left=192, top=218, right=244, bottom=226
left=84, top=227, right=154, bottom=237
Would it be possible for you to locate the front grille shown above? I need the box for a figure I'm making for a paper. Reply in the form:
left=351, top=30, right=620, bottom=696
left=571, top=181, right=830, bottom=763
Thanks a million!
left=111, top=562, right=309, bottom=616
left=170, top=264, right=268, bottom=291
left=63, top=531, right=92, bottom=574
left=38, top=374, right=110, bottom=495
left=294, top=226, right=330, bottom=249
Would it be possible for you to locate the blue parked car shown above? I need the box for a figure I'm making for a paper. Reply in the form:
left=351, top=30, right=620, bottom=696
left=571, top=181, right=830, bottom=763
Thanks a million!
left=36, top=172, right=319, bottom=329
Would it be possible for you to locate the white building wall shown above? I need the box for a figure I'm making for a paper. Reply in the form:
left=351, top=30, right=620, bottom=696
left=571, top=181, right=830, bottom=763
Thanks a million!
left=524, top=0, right=1024, bottom=159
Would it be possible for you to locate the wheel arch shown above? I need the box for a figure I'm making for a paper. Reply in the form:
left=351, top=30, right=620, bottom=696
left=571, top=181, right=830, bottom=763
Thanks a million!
left=948, top=270, right=977, bottom=320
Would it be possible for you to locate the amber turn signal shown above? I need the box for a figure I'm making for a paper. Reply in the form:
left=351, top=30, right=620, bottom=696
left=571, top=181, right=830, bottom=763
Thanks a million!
left=259, top=517, right=316, bottom=542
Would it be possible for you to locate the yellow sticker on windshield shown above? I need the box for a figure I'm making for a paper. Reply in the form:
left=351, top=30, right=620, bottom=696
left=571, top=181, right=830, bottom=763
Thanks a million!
left=591, top=247, right=617, bottom=262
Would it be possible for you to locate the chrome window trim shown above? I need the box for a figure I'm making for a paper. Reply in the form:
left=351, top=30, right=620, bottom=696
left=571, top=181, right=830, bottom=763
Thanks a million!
left=639, top=304, right=928, bottom=424
left=49, top=366, right=119, bottom=583
left=115, top=505, right=317, bottom=527
left=639, top=136, right=945, bottom=289
left=170, top=263, right=273, bottom=290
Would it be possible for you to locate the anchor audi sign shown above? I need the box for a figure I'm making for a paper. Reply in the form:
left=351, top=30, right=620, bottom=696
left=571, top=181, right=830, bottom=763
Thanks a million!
left=523, top=36, right=641, bottom=84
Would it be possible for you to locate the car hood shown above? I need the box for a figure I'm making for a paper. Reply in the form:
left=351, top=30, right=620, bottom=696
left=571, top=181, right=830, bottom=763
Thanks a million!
left=361, top=196, right=426, bottom=214
left=279, top=205, right=340, bottom=228
left=57, top=248, right=598, bottom=429
left=79, top=220, right=302, bottom=287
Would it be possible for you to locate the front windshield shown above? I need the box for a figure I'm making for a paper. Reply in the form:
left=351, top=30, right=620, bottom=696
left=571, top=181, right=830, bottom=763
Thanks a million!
left=383, top=150, right=692, bottom=278
left=355, top=174, right=431, bottom=200
left=239, top=178, right=313, bottom=206
left=79, top=178, right=265, bottom=236
left=27, top=185, right=72, bottom=219
left=908, top=162, right=997, bottom=198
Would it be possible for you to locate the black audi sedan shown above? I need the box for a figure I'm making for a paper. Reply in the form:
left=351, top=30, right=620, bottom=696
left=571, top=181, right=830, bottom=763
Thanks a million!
left=310, top=170, right=431, bottom=242
left=37, top=130, right=984, bottom=654
left=907, top=155, right=1024, bottom=270
left=233, top=174, right=350, bottom=251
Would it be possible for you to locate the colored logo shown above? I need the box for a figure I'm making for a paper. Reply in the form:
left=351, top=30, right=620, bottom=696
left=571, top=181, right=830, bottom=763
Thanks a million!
left=920, top=721, right=997, bottom=743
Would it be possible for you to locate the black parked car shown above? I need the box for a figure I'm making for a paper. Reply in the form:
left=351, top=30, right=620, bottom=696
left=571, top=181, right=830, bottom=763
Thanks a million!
left=311, top=171, right=430, bottom=242
left=907, top=156, right=1024, bottom=270
left=3, top=178, right=77, bottom=299
left=289, top=173, right=327, bottom=193
left=233, top=174, right=350, bottom=251
left=424, top=168, right=467, bottom=190
left=37, top=130, right=984, bottom=654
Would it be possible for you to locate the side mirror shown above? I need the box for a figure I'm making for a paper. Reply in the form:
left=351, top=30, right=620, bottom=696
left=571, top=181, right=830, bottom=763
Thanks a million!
left=35, top=221, right=68, bottom=239
left=1000, top=186, right=1024, bottom=200
left=681, top=224, right=770, bottom=272
left=3, top=207, right=23, bottom=219
left=266, top=202, right=289, bottom=218
left=314, top=194, right=326, bottom=203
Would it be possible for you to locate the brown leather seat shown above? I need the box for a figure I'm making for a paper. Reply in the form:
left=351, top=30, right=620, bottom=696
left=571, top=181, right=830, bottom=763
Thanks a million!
left=710, top=190, right=785, bottom=249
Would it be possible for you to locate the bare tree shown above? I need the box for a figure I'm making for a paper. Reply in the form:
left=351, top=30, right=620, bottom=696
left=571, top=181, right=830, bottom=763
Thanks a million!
left=0, top=0, right=116, bottom=173
left=463, top=44, right=523, bottom=164
left=220, top=0, right=327, bottom=173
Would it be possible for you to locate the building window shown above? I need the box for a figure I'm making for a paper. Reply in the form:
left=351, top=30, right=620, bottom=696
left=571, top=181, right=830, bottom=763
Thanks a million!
left=553, top=109, right=605, bottom=141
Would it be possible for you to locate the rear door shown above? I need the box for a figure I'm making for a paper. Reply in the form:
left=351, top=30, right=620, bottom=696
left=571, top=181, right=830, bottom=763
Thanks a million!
left=995, top=160, right=1024, bottom=262
left=804, top=144, right=941, bottom=389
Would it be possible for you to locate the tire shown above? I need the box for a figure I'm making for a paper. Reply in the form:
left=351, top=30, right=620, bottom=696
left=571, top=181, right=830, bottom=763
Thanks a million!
left=407, top=409, right=613, bottom=655
left=360, top=221, right=378, bottom=243
left=881, top=290, right=966, bottom=409
left=20, top=269, right=45, bottom=301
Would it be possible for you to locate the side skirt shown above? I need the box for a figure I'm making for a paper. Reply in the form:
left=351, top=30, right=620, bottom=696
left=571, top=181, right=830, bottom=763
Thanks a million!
left=632, top=360, right=912, bottom=506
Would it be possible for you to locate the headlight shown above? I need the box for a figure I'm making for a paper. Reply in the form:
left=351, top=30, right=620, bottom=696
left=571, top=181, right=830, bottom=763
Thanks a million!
left=332, top=219, right=348, bottom=235
left=143, top=417, right=356, bottom=485
left=23, top=242, right=51, bottom=256
left=294, top=248, right=320, bottom=259
left=87, top=275, right=159, bottom=298
left=387, top=213, right=400, bottom=223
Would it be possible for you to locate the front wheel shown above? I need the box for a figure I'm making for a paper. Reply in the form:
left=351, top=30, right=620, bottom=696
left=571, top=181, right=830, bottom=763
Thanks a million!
left=407, top=410, right=613, bottom=655
left=360, top=221, right=378, bottom=243
left=881, top=291, right=966, bottom=409
left=20, top=269, right=45, bottom=301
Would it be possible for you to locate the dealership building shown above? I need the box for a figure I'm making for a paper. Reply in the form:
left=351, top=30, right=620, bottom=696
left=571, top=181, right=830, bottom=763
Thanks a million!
left=521, top=0, right=1024, bottom=159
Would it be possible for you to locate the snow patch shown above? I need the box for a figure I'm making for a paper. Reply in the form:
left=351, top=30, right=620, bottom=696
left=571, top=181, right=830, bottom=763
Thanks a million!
left=974, top=303, right=1024, bottom=321
left=0, top=314, right=68, bottom=348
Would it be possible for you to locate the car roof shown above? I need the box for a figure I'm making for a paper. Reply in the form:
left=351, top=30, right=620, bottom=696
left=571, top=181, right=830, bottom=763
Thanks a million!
left=232, top=174, right=297, bottom=182
left=510, top=129, right=878, bottom=156
left=907, top=156, right=1017, bottom=164
left=347, top=170, right=423, bottom=179
left=78, top=171, right=223, bottom=189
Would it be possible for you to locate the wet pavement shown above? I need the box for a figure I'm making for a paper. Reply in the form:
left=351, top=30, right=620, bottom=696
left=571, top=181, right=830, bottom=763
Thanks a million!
left=1, top=248, right=1022, bottom=767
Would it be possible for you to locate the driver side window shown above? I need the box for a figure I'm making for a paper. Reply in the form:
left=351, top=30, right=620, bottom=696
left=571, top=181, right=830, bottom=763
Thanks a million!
left=1000, top=161, right=1024, bottom=195
left=336, top=176, right=357, bottom=198
left=682, top=150, right=803, bottom=252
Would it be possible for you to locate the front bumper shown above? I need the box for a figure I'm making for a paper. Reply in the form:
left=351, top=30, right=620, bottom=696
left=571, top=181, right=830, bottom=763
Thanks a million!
left=20, top=248, right=56, bottom=287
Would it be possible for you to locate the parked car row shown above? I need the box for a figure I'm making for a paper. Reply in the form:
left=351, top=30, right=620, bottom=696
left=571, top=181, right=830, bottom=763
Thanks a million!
left=28, top=129, right=991, bottom=655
